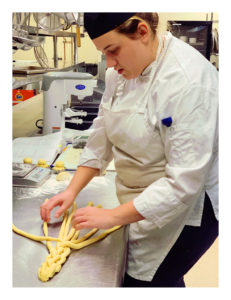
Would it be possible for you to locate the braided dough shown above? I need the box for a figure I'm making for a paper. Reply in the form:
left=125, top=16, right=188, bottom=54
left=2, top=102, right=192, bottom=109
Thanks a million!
left=12, top=199, right=121, bottom=282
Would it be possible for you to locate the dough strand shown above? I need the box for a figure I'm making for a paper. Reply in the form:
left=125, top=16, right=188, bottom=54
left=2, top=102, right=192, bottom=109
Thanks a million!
left=43, top=198, right=54, bottom=253
left=63, top=202, right=77, bottom=240
left=12, top=224, right=61, bottom=242
left=62, top=225, right=122, bottom=250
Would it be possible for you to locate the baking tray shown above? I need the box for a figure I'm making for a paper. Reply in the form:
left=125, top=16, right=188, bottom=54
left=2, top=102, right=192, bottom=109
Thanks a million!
left=13, top=66, right=59, bottom=74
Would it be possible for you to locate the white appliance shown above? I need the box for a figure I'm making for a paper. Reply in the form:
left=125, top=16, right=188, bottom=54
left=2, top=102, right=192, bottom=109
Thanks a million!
left=41, top=71, right=97, bottom=134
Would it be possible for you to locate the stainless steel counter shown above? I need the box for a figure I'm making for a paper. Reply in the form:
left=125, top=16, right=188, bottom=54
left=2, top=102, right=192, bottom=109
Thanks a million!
left=12, top=172, right=128, bottom=287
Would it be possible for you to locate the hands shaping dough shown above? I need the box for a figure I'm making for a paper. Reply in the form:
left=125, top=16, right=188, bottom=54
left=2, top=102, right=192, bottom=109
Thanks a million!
left=12, top=199, right=122, bottom=282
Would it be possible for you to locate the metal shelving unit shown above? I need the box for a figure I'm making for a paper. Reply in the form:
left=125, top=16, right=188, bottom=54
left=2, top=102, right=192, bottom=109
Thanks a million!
left=25, top=25, right=78, bottom=68
left=13, top=25, right=78, bottom=89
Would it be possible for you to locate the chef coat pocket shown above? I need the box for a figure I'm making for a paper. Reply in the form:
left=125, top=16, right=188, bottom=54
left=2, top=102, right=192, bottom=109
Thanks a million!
left=169, top=126, right=196, bottom=167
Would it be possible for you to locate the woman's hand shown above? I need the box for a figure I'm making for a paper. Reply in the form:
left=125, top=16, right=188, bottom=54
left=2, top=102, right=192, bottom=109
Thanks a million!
left=71, top=207, right=117, bottom=230
left=71, top=200, right=145, bottom=230
left=40, top=189, right=76, bottom=222
left=40, top=166, right=100, bottom=223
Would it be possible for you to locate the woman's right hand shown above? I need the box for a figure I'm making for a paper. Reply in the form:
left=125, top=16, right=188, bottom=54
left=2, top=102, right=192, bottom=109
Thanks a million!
left=40, top=189, right=76, bottom=222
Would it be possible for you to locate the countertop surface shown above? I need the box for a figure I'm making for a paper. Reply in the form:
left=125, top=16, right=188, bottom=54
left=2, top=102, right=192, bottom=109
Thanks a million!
left=13, top=172, right=128, bottom=287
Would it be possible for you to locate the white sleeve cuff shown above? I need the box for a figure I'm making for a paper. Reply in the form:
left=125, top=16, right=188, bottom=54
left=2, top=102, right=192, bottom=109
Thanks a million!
left=78, top=146, right=111, bottom=175
left=133, top=181, right=188, bottom=228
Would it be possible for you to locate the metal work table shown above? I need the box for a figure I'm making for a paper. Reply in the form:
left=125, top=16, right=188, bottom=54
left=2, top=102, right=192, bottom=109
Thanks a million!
left=13, top=172, right=128, bottom=287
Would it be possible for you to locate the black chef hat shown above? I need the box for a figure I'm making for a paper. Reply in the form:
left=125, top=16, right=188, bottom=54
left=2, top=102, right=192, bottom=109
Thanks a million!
left=84, top=12, right=136, bottom=39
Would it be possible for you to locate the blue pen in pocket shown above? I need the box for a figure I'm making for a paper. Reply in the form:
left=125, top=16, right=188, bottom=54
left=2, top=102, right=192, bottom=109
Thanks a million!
left=161, top=117, right=172, bottom=127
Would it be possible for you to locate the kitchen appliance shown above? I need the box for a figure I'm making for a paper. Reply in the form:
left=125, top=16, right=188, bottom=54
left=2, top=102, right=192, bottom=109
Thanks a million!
left=41, top=71, right=97, bottom=134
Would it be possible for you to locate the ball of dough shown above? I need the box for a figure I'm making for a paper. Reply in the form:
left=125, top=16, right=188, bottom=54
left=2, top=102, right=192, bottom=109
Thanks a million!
left=56, top=171, right=71, bottom=181
left=55, top=161, right=65, bottom=168
left=37, top=159, right=49, bottom=168
left=38, top=159, right=46, bottom=165
left=23, top=157, right=33, bottom=164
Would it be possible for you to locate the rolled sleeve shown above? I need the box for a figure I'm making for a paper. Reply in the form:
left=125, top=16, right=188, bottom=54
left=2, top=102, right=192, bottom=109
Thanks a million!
left=134, top=86, right=218, bottom=228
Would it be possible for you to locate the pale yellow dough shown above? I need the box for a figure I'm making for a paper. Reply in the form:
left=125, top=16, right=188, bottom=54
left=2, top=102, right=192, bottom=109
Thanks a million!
left=55, top=161, right=64, bottom=168
left=23, top=157, right=33, bottom=164
left=53, top=161, right=65, bottom=172
left=12, top=199, right=122, bottom=282
left=56, top=171, right=71, bottom=181
left=12, top=224, right=61, bottom=242
left=37, top=159, right=49, bottom=168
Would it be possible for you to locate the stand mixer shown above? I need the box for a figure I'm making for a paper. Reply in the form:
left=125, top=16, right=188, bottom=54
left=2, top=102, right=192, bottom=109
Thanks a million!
left=41, top=71, right=97, bottom=134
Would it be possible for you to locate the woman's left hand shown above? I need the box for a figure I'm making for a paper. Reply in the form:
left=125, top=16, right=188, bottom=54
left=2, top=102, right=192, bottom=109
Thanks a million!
left=71, top=207, right=116, bottom=230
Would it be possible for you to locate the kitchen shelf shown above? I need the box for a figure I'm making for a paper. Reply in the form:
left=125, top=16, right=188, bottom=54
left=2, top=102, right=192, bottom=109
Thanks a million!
left=24, top=25, right=77, bottom=38
left=13, top=24, right=78, bottom=69
left=12, top=64, right=80, bottom=89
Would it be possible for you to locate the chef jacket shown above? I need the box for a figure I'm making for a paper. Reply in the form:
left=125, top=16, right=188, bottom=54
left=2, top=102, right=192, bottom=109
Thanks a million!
left=78, top=32, right=218, bottom=281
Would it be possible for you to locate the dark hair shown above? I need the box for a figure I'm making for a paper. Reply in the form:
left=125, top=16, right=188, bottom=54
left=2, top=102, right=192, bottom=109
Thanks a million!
left=115, top=13, right=159, bottom=39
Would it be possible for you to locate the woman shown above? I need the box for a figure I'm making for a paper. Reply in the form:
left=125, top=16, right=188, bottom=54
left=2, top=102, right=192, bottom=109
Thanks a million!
left=40, top=13, right=218, bottom=287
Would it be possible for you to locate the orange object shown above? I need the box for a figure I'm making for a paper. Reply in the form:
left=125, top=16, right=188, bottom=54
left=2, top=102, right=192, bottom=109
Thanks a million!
left=76, top=26, right=81, bottom=47
left=12, top=89, right=37, bottom=105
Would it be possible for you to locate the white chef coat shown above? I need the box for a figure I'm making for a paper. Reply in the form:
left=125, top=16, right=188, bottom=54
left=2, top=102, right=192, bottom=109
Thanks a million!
left=78, top=32, right=218, bottom=281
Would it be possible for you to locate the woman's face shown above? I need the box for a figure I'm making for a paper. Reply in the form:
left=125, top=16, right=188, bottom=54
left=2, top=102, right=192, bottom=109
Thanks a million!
left=93, top=27, right=156, bottom=79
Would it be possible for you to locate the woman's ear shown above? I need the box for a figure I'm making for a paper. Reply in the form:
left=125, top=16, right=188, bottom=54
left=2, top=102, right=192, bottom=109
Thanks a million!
left=136, top=22, right=149, bottom=41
